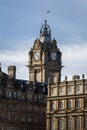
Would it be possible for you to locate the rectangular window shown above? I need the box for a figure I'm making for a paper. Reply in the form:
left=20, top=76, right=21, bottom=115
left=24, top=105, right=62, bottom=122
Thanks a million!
left=67, top=86, right=72, bottom=93
left=0, top=89, right=2, bottom=96
left=13, top=91, right=17, bottom=98
left=59, top=100, right=64, bottom=109
left=76, top=99, right=80, bottom=108
left=84, top=97, right=87, bottom=107
left=67, top=119, right=72, bottom=129
left=0, top=127, right=4, bottom=130
left=67, top=100, right=72, bottom=109
left=6, top=91, right=11, bottom=98
left=85, top=117, right=87, bottom=128
left=51, top=121, right=55, bottom=130
left=28, top=115, right=31, bottom=122
left=76, top=118, right=80, bottom=128
left=59, top=118, right=64, bottom=129
left=22, top=104, right=26, bottom=111
left=28, top=105, right=32, bottom=112
left=21, top=114, right=26, bottom=122
left=76, top=85, right=80, bottom=93
left=8, top=112, right=11, bottom=120
left=85, top=85, right=87, bottom=91
left=51, top=88, right=55, bottom=94
left=50, top=101, right=55, bottom=110
left=59, top=87, right=63, bottom=93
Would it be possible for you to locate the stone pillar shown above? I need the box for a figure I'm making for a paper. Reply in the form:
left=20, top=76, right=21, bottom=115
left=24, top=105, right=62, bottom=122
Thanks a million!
left=72, top=116, right=75, bottom=130
left=64, top=99, right=67, bottom=110
left=64, top=117, right=66, bottom=130
left=81, top=115, right=84, bottom=130
left=43, top=68, right=45, bottom=83
left=48, top=78, right=51, bottom=97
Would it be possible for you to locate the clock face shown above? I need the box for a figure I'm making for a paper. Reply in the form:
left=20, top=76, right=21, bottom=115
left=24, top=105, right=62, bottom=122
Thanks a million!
left=34, top=51, right=40, bottom=60
left=51, top=52, right=57, bottom=61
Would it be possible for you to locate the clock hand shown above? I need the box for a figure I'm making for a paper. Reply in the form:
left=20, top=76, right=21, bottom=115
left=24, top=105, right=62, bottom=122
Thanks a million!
left=36, top=53, right=40, bottom=58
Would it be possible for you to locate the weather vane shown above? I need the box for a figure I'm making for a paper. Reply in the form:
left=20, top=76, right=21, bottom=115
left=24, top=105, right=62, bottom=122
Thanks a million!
left=44, top=10, right=50, bottom=21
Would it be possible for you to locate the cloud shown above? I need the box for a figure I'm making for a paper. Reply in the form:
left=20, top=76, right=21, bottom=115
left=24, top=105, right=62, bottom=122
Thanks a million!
left=0, top=38, right=87, bottom=81
left=61, top=41, right=87, bottom=80
left=0, top=49, right=29, bottom=80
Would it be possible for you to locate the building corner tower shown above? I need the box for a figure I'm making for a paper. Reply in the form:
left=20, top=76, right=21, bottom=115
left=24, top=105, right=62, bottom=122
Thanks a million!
left=28, top=20, right=62, bottom=83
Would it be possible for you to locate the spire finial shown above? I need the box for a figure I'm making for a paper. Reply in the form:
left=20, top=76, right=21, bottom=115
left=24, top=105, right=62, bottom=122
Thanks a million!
left=44, top=20, right=47, bottom=28
left=45, top=19, right=47, bottom=24
left=40, top=20, right=51, bottom=43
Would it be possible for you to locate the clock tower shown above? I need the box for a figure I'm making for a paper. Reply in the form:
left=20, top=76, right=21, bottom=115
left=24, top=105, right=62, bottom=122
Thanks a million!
left=28, top=20, right=62, bottom=83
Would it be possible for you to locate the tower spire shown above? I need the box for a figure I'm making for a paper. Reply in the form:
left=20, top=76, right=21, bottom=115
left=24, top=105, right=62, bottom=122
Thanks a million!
left=39, top=20, right=51, bottom=43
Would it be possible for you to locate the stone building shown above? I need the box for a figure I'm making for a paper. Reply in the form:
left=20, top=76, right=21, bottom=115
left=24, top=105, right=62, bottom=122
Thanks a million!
left=28, top=20, right=87, bottom=130
left=47, top=75, right=87, bottom=130
left=0, top=65, right=47, bottom=130
left=1, top=19, right=87, bottom=130
left=37, top=21, right=87, bottom=130
left=28, top=20, right=62, bottom=84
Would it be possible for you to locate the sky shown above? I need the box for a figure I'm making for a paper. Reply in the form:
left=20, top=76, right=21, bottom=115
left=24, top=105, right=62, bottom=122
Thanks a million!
left=0, top=0, right=87, bottom=81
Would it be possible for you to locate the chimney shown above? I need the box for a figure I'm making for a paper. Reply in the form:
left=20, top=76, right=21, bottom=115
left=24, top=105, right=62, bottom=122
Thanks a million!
left=8, top=66, right=16, bottom=79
